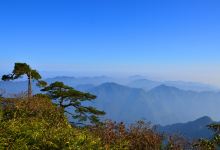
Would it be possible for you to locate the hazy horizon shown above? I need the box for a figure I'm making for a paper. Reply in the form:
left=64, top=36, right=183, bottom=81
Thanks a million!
left=1, top=70, right=220, bottom=89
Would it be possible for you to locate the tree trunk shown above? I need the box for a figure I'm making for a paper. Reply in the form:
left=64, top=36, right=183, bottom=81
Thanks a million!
left=28, top=73, right=32, bottom=98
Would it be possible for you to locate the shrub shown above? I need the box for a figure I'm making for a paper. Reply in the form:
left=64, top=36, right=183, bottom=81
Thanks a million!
left=90, top=120, right=163, bottom=150
left=0, top=96, right=102, bottom=150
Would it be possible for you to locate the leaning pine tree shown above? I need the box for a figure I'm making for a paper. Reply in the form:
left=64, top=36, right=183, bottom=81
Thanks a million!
left=41, top=81, right=105, bottom=124
left=2, top=63, right=47, bottom=98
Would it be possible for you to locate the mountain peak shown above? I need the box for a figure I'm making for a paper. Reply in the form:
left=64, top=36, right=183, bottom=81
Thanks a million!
left=159, top=116, right=215, bottom=140
left=94, top=82, right=129, bottom=91
left=194, top=116, right=213, bottom=124
left=99, top=82, right=121, bottom=87
left=151, top=84, right=180, bottom=92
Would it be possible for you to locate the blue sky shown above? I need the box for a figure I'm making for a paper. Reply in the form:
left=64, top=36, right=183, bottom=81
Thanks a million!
left=1, top=0, right=220, bottom=85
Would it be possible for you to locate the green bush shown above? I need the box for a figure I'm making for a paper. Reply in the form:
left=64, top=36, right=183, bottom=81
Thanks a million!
left=0, top=97, right=102, bottom=150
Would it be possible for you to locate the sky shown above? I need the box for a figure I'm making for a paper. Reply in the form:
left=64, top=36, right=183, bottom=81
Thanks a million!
left=1, top=0, right=220, bottom=86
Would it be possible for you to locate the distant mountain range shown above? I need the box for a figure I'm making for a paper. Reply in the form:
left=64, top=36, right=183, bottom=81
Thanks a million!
left=1, top=75, right=218, bottom=93
left=1, top=76, right=220, bottom=126
left=158, top=116, right=216, bottom=140
left=128, top=79, right=219, bottom=92
left=88, top=82, right=220, bottom=125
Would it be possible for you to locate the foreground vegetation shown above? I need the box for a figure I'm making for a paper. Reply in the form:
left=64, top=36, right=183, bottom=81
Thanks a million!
left=0, top=96, right=102, bottom=149
left=0, top=95, right=220, bottom=150
left=0, top=96, right=165, bottom=149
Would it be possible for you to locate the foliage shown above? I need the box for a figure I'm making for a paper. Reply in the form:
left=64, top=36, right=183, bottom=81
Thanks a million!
left=1, top=63, right=47, bottom=97
left=164, top=135, right=192, bottom=150
left=2, top=95, right=220, bottom=149
left=0, top=96, right=165, bottom=150
left=193, top=124, right=220, bottom=150
left=0, top=96, right=102, bottom=150
left=41, top=81, right=105, bottom=124
left=90, top=120, right=163, bottom=150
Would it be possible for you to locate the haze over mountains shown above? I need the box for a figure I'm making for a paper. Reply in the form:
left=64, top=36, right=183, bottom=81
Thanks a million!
left=88, top=82, right=220, bottom=125
left=0, top=75, right=220, bottom=126
left=128, top=78, right=219, bottom=92
left=158, top=116, right=216, bottom=140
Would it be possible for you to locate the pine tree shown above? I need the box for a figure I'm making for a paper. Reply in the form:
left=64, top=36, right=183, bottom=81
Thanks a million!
left=2, top=63, right=47, bottom=98
left=41, top=81, right=105, bottom=124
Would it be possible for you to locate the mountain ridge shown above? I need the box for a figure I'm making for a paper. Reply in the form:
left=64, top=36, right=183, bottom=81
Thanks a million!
left=158, top=116, right=216, bottom=140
